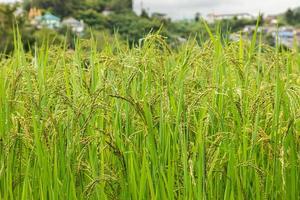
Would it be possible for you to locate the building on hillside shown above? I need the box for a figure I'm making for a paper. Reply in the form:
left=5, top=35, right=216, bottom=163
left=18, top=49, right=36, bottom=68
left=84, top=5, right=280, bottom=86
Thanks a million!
left=273, top=27, right=296, bottom=48
left=35, top=13, right=61, bottom=29
left=62, top=17, right=85, bottom=34
left=28, top=8, right=42, bottom=20
left=243, top=25, right=278, bottom=35
left=276, top=27, right=295, bottom=37
left=28, top=7, right=42, bottom=25
left=207, top=13, right=254, bottom=23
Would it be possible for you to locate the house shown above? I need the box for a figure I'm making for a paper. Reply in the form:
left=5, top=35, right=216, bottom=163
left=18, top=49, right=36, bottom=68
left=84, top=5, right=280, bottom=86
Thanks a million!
left=28, top=8, right=42, bottom=20
left=35, top=13, right=61, bottom=29
left=62, top=17, right=85, bottom=33
left=274, top=27, right=295, bottom=40
left=243, top=25, right=279, bottom=36
left=273, top=27, right=296, bottom=48
left=28, top=8, right=42, bottom=25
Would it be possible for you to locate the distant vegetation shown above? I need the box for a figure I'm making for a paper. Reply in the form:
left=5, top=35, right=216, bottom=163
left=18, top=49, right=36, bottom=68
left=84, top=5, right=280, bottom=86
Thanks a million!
left=1, top=1, right=300, bottom=55
left=284, top=7, right=300, bottom=26
left=23, top=0, right=133, bottom=17
left=0, top=0, right=260, bottom=54
left=1, top=0, right=300, bottom=54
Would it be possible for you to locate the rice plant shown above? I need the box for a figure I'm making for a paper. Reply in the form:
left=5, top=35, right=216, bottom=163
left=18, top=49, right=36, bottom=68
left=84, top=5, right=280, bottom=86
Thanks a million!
left=0, top=31, right=299, bottom=200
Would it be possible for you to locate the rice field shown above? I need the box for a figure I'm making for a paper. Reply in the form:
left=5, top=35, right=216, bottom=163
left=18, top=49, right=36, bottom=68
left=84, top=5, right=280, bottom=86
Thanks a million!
left=0, top=31, right=299, bottom=199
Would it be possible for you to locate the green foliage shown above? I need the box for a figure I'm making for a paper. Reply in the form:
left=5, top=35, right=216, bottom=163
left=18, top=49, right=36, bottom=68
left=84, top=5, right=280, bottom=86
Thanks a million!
left=0, top=4, right=35, bottom=53
left=34, top=28, right=67, bottom=46
left=31, top=0, right=77, bottom=17
left=140, top=9, right=150, bottom=19
left=105, top=12, right=163, bottom=44
left=74, top=9, right=160, bottom=44
left=105, top=0, right=132, bottom=12
left=166, top=20, right=213, bottom=44
left=28, top=0, right=133, bottom=17
left=284, top=8, right=300, bottom=25
left=75, top=9, right=108, bottom=29
left=0, top=5, right=16, bottom=52
left=0, top=32, right=299, bottom=199
left=195, top=12, right=201, bottom=22
left=220, top=18, right=257, bottom=32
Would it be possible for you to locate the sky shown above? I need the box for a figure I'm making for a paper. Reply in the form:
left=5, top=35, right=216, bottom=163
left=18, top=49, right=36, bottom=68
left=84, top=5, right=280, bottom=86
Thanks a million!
left=0, top=0, right=299, bottom=19
left=133, top=0, right=300, bottom=19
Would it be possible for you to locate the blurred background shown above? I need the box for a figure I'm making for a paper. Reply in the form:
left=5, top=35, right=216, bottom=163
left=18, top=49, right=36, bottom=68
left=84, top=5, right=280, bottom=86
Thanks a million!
left=0, top=0, right=300, bottom=53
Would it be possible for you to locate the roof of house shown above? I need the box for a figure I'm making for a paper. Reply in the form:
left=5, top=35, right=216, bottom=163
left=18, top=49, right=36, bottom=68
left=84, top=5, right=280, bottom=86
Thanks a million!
left=39, top=13, right=60, bottom=21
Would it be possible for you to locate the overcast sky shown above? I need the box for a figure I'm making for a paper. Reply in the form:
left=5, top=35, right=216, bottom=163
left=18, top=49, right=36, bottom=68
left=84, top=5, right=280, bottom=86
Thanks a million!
left=133, top=0, right=300, bottom=19
left=1, top=0, right=300, bottom=19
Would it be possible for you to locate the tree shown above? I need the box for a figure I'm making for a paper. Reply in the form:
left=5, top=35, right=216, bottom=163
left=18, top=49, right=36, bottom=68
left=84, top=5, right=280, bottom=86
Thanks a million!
left=76, top=9, right=107, bottom=29
left=106, top=12, right=162, bottom=44
left=285, top=9, right=295, bottom=25
left=29, top=0, right=133, bottom=16
left=23, top=0, right=32, bottom=11
left=0, top=5, right=20, bottom=53
left=105, top=0, right=133, bottom=12
left=0, top=4, right=35, bottom=53
left=293, top=10, right=300, bottom=25
left=195, top=12, right=201, bottom=22
left=30, top=0, right=82, bottom=17
left=140, top=9, right=149, bottom=19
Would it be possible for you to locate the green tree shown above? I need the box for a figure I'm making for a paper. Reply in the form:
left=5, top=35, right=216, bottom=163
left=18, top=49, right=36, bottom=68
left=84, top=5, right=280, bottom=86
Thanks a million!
left=105, top=0, right=132, bottom=12
left=0, top=4, right=35, bottom=53
left=0, top=4, right=20, bottom=53
left=140, top=9, right=149, bottom=19
left=30, top=0, right=83, bottom=17
left=285, top=9, right=295, bottom=25
left=28, top=0, right=133, bottom=16
left=195, top=12, right=201, bottom=22
left=106, top=12, right=162, bottom=44
left=76, top=9, right=108, bottom=29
